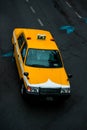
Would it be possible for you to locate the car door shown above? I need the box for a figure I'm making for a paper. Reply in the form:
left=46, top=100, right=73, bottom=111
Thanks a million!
left=19, top=41, right=27, bottom=79
left=15, top=33, right=26, bottom=79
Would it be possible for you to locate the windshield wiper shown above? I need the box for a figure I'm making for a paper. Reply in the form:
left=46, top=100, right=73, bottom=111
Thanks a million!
left=30, top=64, right=47, bottom=67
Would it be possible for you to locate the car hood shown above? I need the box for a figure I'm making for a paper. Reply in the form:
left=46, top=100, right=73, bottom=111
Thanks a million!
left=24, top=66, right=70, bottom=87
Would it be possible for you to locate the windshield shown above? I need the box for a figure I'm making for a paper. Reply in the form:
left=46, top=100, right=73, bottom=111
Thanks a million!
left=25, top=49, right=63, bottom=68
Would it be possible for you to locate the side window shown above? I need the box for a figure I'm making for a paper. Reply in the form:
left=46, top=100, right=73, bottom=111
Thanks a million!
left=21, top=42, right=27, bottom=61
left=17, top=33, right=25, bottom=48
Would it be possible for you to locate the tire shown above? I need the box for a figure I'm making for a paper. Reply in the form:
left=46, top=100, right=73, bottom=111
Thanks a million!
left=20, top=83, right=26, bottom=98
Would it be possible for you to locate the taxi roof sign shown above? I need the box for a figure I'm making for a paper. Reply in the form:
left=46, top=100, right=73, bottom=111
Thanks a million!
left=37, top=34, right=46, bottom=40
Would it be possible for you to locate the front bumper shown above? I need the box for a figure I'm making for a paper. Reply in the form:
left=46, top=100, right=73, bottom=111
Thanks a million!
left=24, top=87, right=71, bottom=97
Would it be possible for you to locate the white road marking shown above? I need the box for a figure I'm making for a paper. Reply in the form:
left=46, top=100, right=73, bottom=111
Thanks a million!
left=30, top=6, right=36, bottom=14
left=65, top=1, right=72, bottom=8
left=38, top=18, right=44, bottom=26
left=75, top=12, right=82, bottom=18
left=65, top=1, right=82, bottom=19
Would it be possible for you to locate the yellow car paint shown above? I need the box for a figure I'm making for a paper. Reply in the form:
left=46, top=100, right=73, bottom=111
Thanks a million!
left=12, top=28, right=71, bottom=96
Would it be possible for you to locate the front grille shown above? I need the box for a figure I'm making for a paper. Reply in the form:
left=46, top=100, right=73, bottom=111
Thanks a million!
left=39, top=88, right=61, bottom=95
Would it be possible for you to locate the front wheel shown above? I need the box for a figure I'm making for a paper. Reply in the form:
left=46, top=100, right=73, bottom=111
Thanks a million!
left=20, top=83, right=26, bottom=98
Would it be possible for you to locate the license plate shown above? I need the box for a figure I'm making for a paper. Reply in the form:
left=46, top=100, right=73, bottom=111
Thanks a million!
left=46, top=97, right=53, bottom=101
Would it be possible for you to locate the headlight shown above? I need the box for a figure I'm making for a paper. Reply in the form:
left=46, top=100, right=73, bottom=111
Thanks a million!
left=31, top=87, right=39, bottom=93
left=27, top=86, right=39, bottom=93
left=61, top=88, right=70, bottom=93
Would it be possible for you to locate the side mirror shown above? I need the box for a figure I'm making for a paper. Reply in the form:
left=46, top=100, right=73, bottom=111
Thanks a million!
left=68, top=74, right=72, bottom=78
left=24, top=72, right=29, bottom=77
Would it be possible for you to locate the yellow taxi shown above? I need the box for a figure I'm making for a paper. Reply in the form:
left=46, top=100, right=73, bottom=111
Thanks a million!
left=12, top=28, right=72, bottom=100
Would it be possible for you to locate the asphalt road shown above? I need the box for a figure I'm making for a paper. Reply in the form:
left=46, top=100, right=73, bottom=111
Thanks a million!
left=0, top=0, right=87, bottom=130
